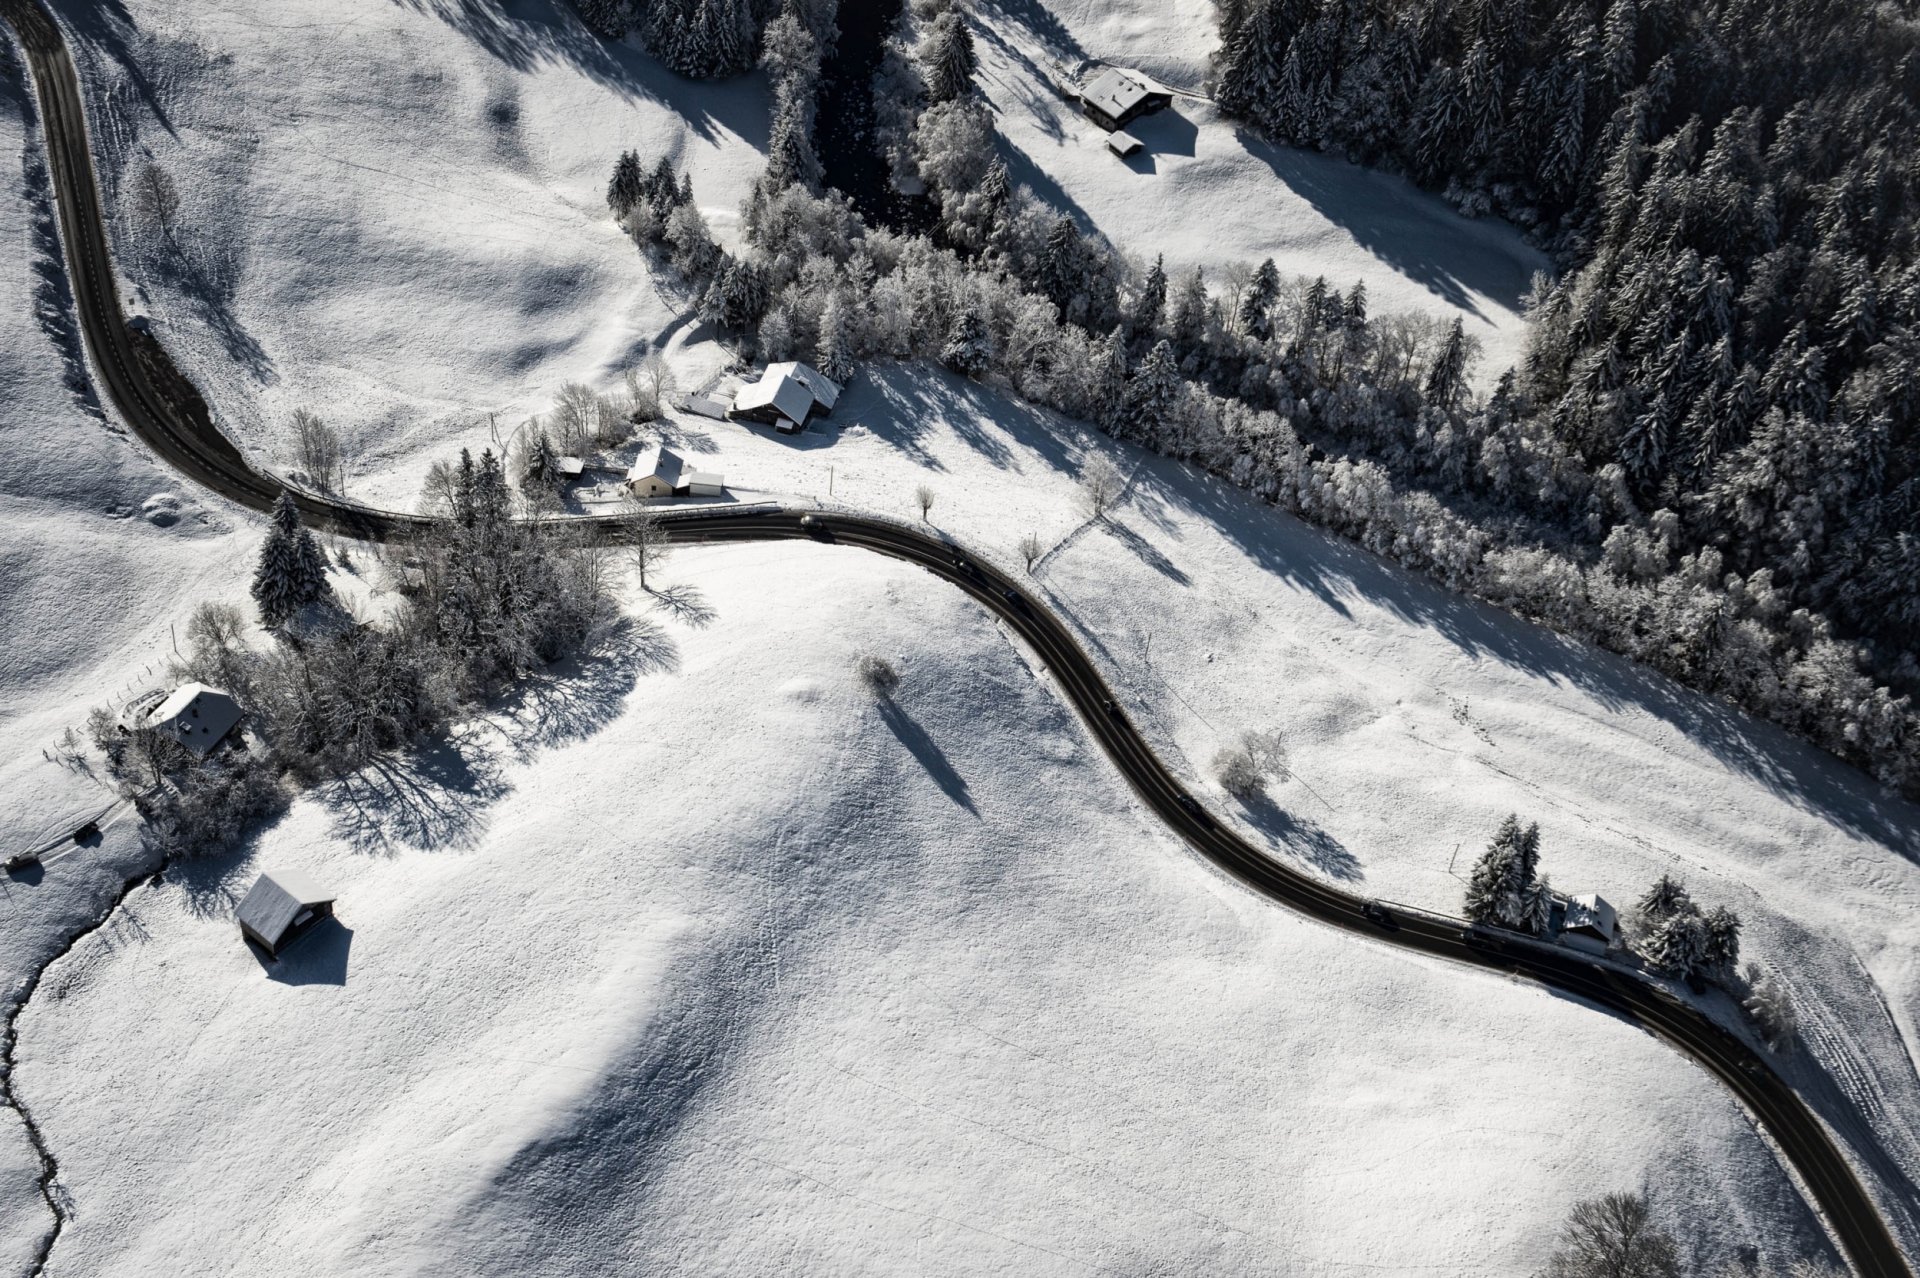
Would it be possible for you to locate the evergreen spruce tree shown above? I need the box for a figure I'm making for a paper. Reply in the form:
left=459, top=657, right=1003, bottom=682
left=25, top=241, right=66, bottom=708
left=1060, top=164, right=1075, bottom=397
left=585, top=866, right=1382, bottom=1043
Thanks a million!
left=1702, top=905, right=1742, bottom=976
left=607, top=149, right=644, bottom=217
left=251, top=490, right=334, bottom=630
left=923, top=11, right=978, bottom=104
left=1238, top=258, right=1281, bottom=339
left=1170, top=268, right=1209, bottom=360
left=1645, top=908, right=1710, bottom=980
left=1636, top=874, right=1692, bottom=930
left=1040, top=214, right=1083, bottom=316
left=941, top=303, right=993, bottom=378
left=1423, top=317, right=1468, bottom=409
left=1093, top=325, right=1129, bottom=433
left=1216, top=0, right=1289, bottom=129
left=1125, top=340, right=1184, bottom=444
left=1132, top=254, right=1169, bottom=340
left=764, top=91, right=823, bottom=191
left=819, top=290, right=857, bottom=384
left=572, top=0, right=633, bottom=38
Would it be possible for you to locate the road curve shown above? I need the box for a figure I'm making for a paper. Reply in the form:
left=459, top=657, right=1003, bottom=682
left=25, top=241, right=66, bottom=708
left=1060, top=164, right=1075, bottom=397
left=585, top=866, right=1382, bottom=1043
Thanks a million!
left=1, top=1, right=1913, bottom=1273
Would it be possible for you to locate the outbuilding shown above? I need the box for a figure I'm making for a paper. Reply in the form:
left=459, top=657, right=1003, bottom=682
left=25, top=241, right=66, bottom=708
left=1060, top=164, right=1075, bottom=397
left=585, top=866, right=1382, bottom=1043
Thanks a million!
left=237, top=868, right=337, bottom=958
left=1106, top=130, right=1143, bottom=159
left=146, top=683, right=243, bottom=757
left=627, top=444, right=725, bottom=498
left=729, top=360, right=842, bottom=433
left=1557, top=892, right=1619, bottom=954
left=1077, top=67, right=1171, bottom=131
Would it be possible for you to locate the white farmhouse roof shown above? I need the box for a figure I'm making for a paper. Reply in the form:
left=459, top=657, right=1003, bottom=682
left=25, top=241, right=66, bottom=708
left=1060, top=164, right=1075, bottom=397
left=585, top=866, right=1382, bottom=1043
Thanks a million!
left=1081, top=67, right=1154, bottom=122
left=237, top=869, right=335, bottom=950
left=1563, top=892, right=1619, bottom=943
left=732, top=369, right=818, bottom=423
left=765, top=360, right=842, bottom=411
left=147, top=683, right=242, bottom=757
left=627, top=444, right=685, bottom=488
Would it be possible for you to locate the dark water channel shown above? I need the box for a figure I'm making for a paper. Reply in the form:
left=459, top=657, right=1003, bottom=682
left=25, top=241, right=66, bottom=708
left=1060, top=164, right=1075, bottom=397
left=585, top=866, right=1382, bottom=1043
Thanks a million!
left=814, top=0, right=938, bottom=234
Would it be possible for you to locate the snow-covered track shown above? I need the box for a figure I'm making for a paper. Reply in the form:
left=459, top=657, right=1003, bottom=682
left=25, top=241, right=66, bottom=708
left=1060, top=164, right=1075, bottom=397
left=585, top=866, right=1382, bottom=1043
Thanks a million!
left=0, top=0, right=1912, bottom=1273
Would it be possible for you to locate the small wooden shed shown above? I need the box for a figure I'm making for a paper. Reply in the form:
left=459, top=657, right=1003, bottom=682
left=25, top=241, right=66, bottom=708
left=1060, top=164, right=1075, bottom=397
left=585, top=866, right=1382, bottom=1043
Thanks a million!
left=238, top=868, right=337, bottom=957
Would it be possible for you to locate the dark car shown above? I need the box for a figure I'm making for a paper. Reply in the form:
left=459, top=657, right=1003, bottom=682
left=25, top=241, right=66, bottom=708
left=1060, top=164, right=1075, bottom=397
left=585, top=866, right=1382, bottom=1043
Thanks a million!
left=1002, top=588, right=1031, bottom=616
left=1361, top=901, right=1398, bottom=931
left=1101, top=697, right=1125, bottom=720
left=1174, top=794, right=1215, bottom=830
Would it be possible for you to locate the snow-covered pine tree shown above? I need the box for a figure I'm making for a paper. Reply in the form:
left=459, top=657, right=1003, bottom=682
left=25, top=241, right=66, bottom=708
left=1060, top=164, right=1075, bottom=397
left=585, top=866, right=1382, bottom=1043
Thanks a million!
left=572, top=0, right=633, bottom=38
left=1635, top=873, right=1692, bottom=931
left=1039, top=214, right=1083, bottom=317
left=1463, top=832, right=1519, bottom=925
left=1170, top=268, right=1209, bottom=361
left=1645, top=907, right=1710, bottom=980
left=1702, top=904, right=1741, bottom=976
left=607, top=149, right=644, bottom=217
left=941, top=303, right=993, bottom=378
left=1215, top=0, right=1288, bottom=129
left=922, top=11, right=977, bottom=104
left=1423, top=317, right=1467, bottom=409
left=818, top=290, right=857, bottom=384
left=251, top=490, right=334, bottom=630
left=1092, top=325, right=1129, bottom=433
left=764, top=90, right=823, bottom=192
left=1125, top=340, right=1184, bottom=445
left=1238, top=258, right=1280, bottom=339
left=1132, top=254, right=1168, bottom=340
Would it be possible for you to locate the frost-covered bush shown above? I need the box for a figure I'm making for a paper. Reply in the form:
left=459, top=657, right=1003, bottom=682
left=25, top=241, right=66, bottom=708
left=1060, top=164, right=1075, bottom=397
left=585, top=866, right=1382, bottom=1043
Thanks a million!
left=856, top=654, right=901, bottom=698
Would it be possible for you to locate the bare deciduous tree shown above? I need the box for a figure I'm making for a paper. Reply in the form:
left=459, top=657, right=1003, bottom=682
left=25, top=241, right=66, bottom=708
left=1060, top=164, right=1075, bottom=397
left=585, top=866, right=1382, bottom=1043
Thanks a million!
left=291, top=409, right=345, bottom=493
left=623, top=495, right=669, bottom=589
left=1541, top=1192, right=1679, bottom=1278
left=1212, top=746, right=1262, bottom=798
left=419, top=459, right=462, bottom=516
left=1019, top=531, right=1042, bottom=572
left=915, top=484, right=936, bottom=520
left=624, top=352, right=677, bottom=422
left=856, top=654, right=900, bottom=698
left=1080, top=453, right=1123, bottom=520
left=129, top=162, right=179, bottom=237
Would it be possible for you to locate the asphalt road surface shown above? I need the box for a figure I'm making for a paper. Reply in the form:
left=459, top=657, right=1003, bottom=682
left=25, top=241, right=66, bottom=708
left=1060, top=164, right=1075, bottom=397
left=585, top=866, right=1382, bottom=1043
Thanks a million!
left=2, top=0, right=1912, bottom=1272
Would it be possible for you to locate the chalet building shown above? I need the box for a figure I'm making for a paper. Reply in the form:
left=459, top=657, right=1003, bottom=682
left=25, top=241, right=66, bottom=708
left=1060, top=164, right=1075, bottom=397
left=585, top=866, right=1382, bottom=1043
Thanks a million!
left=1556, top=893, right=1620, bottom=954
left=1078, top=67, right=1171, bottom=132
left=627, top=444, right=724, bottom=498
left=237, top=868, right=337, bottom=958
left=145, top=683, right=243, bottom=758
left=729, top=361, right=842, bottom=434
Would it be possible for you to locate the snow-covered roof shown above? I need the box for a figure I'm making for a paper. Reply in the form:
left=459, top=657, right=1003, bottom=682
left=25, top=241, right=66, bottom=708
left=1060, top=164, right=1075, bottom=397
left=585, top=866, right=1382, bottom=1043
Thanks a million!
left=682, top=470, right=725, bottom=490
left=1081, top=68, right=1155, bottom=122
left=1107, top=130, right=1143, bottom=156
left=237, top=869, right=335, bottom=948
left=764, top=360, right=841, bottom=411
left=147, top=683, right=242, bottom=757
left=1562, top=892, right=1618, bottom=941
left=555, top=455, right=585, bottom=477
left=732, top=370, right=818, bottom=423
left=627, top=444, right=685, bottom=487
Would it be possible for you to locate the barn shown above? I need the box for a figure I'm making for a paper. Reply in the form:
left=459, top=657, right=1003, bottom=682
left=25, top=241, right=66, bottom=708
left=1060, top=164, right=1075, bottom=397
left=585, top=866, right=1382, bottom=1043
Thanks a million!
left=729, top=361, right=841, bottom=433
left=237, top=868, right=337, bottom=958
left=1077, top=67, right=1171, bottom=132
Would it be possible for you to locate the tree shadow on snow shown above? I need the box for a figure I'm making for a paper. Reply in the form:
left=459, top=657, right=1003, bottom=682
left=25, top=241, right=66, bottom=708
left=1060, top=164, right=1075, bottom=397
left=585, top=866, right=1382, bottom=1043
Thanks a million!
left=649, top=583, right=716, bottom=628
left=488, top=616, right=681, bottom=761
left=1102, top=517, right=1191, bottom=586
left=322, top=741, right=510, bottom=855
left=1235, top=789, right=1362, bottom=881
left=880, top=699, right=977, bottom=814
left=388, top=0, right=770, bottom=148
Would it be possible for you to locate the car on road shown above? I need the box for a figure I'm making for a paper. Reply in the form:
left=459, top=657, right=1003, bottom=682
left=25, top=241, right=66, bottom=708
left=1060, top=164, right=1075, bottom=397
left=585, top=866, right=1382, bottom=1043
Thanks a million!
left=1360, top=901, right=1398, bottom=931
left=1174, top=794, right=1214, bottom=830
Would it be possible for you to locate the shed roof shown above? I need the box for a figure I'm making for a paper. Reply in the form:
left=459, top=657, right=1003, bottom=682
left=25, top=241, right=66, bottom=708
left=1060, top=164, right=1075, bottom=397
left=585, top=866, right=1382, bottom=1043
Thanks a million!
left=237, top=868, right=336, bottom=948
left=1081, top=67, right=1155, bottom=122
left=627, top=444, right=685, bottom=488
left=1107, top=130, right=1143, bottom=156
left=148, top=683, right=243, bottom=757
left=1563, top=892, right=1619, bottom=940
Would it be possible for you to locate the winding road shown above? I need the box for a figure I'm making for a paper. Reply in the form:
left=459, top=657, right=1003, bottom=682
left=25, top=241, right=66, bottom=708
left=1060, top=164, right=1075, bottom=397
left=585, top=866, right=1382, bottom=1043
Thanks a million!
left=2, top=0, right=1914, bottom=1273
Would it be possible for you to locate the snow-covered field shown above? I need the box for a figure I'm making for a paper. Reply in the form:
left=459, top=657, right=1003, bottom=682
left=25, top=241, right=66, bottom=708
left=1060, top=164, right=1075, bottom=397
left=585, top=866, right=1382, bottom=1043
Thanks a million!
left=16, top=547, right=1826, bottom=1276
left=970, top=0, right=1549, bottom=382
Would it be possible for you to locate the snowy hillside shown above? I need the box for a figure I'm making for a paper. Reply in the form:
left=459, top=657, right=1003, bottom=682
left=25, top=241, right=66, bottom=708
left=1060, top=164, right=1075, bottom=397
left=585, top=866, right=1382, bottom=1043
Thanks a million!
left=970, top=0, right=1549, bottom=382
left=16, top=546, right=1827, bottom=1276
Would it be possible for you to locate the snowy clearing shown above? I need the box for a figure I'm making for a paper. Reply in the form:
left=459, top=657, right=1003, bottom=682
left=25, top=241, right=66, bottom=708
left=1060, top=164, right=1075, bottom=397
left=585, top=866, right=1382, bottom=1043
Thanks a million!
left=17, top=547, right=1826, bottom=1276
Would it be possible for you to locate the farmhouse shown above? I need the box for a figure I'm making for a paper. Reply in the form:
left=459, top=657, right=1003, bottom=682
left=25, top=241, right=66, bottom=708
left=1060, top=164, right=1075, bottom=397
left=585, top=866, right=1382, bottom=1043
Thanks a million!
left=237, top=868, right=337, bottom=958
left=627, top=444, right=725, bottom=498
left=1078, top=67, right=1171, bottom=132
left=145, top=683, right=243, bottom=757
left=1557, top=892, right=1619, bottom=954
left=729, top=360, right=841, bottom=434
